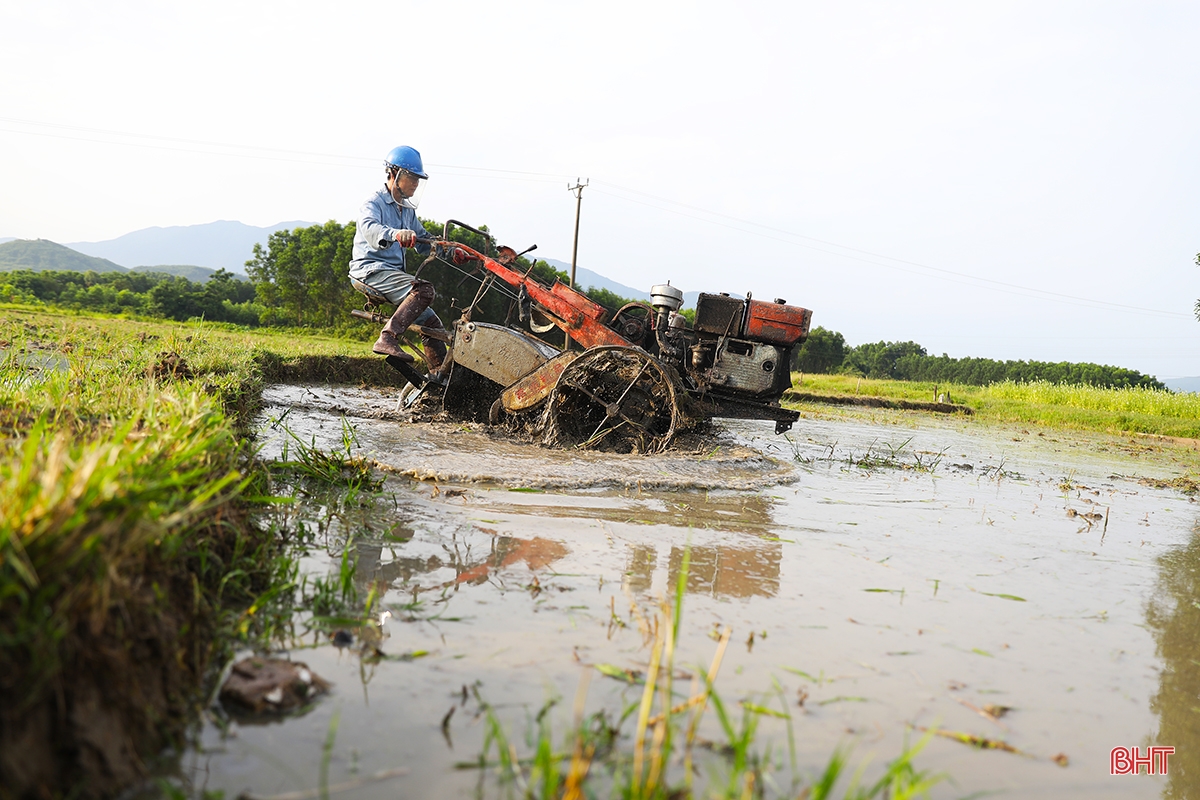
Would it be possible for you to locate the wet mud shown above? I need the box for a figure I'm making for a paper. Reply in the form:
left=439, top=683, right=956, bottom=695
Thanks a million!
left=167, top=384, right=1200, bottom=799
left=262, top=384, right=793, bottom=490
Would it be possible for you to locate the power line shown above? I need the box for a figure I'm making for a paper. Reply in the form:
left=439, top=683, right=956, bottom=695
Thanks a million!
left=587, top=184, right=1191, bottom=320
left=588, top=188, right=1189, bottom=320
left=0, top=116, right=373, bottom=162
left=0, top=116, right=1189, bottom=320
left=0, top=117, right=576, bottom=179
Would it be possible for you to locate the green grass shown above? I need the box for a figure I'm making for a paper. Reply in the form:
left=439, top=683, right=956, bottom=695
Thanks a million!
left=0, top=307, right=397, bottom=796
left=978, top=379, right=1200, bottom=438
left=471, top=552, right=946, bottom=799
left=792, top=373, right=968, bottom=404
left=792, top=373, right=1200, bottom=440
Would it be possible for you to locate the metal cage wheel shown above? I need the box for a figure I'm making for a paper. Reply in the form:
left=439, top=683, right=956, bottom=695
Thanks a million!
left=543, top=346, right=679, bottom=454
left=609, top=302, right=655, bottom=346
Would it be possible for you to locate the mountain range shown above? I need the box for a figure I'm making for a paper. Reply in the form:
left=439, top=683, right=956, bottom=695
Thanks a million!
left=67, top=220, right=311, bottom=273
left=539, top=258, right=708, bottom=309
left=0, top=223, right=689, bottom=301
left=0, top=239, right=128, bottom=273
left=0, top=239, right=228, bottom=282
left=0, top=221, right=313, bottom=281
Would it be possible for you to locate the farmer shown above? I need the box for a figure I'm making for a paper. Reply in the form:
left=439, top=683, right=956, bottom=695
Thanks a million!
left=348, top=145, right=447, bottom=372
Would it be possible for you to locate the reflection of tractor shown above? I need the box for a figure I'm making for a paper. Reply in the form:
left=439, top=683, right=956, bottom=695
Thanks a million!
left=353, top=221, right=812, bottom=453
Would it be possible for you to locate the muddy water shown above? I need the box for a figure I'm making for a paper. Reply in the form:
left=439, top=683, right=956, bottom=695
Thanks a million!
left=175, top=386, right=1200, bottom=799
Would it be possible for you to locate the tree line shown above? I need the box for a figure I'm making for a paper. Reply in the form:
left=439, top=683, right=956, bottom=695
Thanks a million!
left=0, top=219, right=571, bottom=331
left=242, top=219, right=577, bottom=330
left=793, top=326, right=1164, bottom=390
left=0, top=268, right=259, bottom=325
left=0, top=220, right=1166, bottom=390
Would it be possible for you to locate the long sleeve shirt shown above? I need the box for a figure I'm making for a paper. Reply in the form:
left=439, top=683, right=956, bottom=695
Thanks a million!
left=348, top=186, right=431, bottom=279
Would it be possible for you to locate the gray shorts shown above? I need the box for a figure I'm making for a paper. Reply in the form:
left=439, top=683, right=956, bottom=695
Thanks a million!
left=353, top=269, right=440, bottom=326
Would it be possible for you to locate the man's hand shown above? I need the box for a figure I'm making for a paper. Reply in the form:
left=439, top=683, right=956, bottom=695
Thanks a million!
left=395, top=229, right=417, bottom=247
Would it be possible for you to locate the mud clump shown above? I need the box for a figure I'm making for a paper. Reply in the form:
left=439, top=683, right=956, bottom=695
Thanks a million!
left=1137, top=475, right=1200, bottom=495
left=254, top=351, right=407, bottom=387
left=220, top=657, right=330, bottom=715
left=151, top=351, right=193, bottom=381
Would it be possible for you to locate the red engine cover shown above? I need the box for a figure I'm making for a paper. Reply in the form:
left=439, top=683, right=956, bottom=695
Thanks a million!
left=744, top=300, right=812, bottom=347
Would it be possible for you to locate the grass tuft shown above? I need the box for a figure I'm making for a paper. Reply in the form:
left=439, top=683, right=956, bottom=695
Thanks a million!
left=471, top=550, right=946, bottom=799
left=0, top=308, right=391, bottom=796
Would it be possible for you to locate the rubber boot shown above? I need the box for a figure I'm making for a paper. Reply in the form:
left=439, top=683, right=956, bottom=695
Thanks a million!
left=420, top=316, right=448, bottom=373
left=372, top=281, right=436, bottom=360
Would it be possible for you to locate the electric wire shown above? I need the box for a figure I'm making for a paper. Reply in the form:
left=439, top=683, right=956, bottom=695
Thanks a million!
left=587, top=187, right=1189, bottom=320
left=589, top=182, right=1191, bottom=319
left=0, top=115, right=1189, bottom=320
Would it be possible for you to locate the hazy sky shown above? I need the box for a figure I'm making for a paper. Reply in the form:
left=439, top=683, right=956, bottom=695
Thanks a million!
left=2, top=1, right=1197, bottom=377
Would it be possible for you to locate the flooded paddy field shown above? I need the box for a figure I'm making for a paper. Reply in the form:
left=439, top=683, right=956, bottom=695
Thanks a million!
left=169, top=384, right=1200, bottom=799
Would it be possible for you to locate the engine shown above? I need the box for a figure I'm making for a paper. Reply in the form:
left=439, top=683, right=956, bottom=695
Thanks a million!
left=647, top=284, right=812, bottom=402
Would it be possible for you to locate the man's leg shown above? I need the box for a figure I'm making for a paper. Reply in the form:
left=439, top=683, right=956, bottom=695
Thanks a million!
left=412, top=306, right=448, bottom=372
left=372, top=279, right=436, bottom=360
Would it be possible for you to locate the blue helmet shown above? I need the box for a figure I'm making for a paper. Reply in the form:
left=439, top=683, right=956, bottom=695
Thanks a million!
left=384, top=146, right=428, bottom=179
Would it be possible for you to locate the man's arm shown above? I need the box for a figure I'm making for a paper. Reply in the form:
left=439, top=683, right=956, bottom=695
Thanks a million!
left=412, top=214, right=431, bottom=256
left=358, top=196, right=396, bottom=250
left=398, top=208, right=431, bottom=256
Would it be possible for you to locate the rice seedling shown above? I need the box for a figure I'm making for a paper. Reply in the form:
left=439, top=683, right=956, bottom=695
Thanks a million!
left=984, top=380, right=1200, bottom=418
left=271, top=417, right=381, bottom=494
left=789, top=372, right=1200, bottom=442
left=320, top=706, right=343, bottom=800
left=469, top=551, right=947, bottom=799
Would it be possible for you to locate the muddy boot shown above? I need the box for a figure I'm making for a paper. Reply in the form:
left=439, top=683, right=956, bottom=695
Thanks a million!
left=372, top=281, right=436, bottom=360
left=372, top=330, right=414, bottom=361
left=421, top=315, right=449, bottom=375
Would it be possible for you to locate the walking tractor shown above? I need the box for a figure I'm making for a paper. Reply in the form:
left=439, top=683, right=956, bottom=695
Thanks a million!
left=353, top=222, right=813, bottom=453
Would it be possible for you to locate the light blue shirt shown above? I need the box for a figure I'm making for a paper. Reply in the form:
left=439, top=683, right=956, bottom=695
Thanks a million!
left=348, top=186, right=431, bottom=279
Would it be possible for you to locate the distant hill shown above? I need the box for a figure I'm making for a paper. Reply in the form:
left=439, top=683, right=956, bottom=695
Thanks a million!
left=8, top=224, right=719, bottom=306
left=540, top=258, right=707, bottom=308
left=1162, top=377, right=1200, bottom=394
left=0, top=239, right=127, bottom=273
left=0, top=237, right=14, bottom=245
left=68, top=220, right=314, bottom=275
left=131, top=264, right=218, bottom=282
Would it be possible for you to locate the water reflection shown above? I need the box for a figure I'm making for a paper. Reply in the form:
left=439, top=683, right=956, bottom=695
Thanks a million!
left=624, top=543, right=781, bottom=599
left=346, top=491, right=782, bottom=604
left=1145, top=518, right=1200, bottom=798
left=349, top=529, right=569, bottom=601
left=350, top=528, right=780, bottom=608
left=510, top=491, right=778, bottom=535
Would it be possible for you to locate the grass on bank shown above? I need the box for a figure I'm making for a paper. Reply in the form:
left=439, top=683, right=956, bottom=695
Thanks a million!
left=792, top=373, right=1200, bottom=440
left=0, top=307, right=400, bottom=796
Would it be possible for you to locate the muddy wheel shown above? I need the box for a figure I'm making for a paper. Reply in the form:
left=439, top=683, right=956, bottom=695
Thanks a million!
left=544, top=346, right=679, bottom=453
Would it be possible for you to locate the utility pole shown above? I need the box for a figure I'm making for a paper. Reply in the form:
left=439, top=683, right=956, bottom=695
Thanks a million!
left=566, top=178, right=588, bottom=349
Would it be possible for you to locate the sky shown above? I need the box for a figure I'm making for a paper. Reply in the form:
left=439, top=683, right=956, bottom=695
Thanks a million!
left=2, top=0, right=1198, bottom=378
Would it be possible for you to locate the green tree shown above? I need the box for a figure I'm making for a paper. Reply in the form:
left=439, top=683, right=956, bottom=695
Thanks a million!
left=842, top=340, right=927, bottom=379
left=149, top=277, right=206, bottom=320
left=585, top=286, right=639, bottom=314
left=296, top=222, right=356, bottom=326
left=246, top=229, right=308, bottom=325
left=793, top=326, right=845, bottom=373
